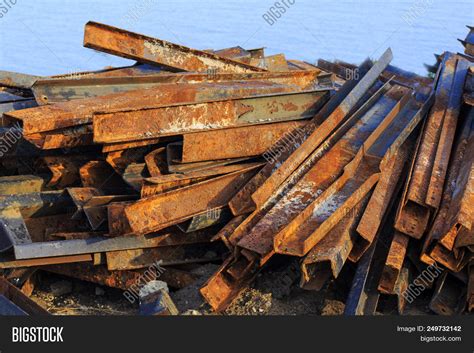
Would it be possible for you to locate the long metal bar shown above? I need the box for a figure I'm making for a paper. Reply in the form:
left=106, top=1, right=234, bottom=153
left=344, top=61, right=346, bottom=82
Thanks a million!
left=179, top=121, right=307, bottom=162
left=125, top=165, right=261, bottom=235
left=83, top=21, right=265, bottom=73
left=92, top=89, right=329, bottom=143
left=12, top=228, right=216, bottom=260
left=31, top=70, right=321, bottom=104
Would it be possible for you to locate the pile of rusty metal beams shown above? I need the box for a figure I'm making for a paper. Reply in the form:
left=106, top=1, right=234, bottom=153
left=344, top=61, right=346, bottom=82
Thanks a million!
left=0, top=22, right=472, bottom=316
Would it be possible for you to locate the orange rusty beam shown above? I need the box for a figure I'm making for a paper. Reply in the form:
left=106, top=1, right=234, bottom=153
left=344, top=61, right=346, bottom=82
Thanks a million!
left=378, top=231, right=410, bottom=294
left=83, top=22, right=266, bottom=73
left=178, top=120, right=307, bottom=162
left=92, top=89, right=329, bottom=144
left=125, top=164, right=262, bottom=235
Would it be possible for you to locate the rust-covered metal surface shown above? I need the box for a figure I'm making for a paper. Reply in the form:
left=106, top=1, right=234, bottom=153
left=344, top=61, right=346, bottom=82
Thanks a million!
left=179, top=120, right=307, bottom=162
left=83, top=22, right=266, bottom=73
left=92, top=89, right=329, bottom=144
left=395, top=53, right=470, bottom=239
left=31, top=69, right=322, bottom=104
left=125, top=164, right=261, bottom=235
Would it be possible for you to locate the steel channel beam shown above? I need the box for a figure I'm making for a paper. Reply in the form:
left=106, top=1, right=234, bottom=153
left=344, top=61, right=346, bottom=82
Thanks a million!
left=141, top=163, right=254, bottom=197
left=12, top=228, right=218, bottom=260
left=31, top=70, right=321, bottom=104
left=92, top=89, right=329, bottom=143
left=0, top=277, right=48, bottom=315
left=420, top=105, right=474, bottom=263
left=43, top=263, right=199, bottom=290
left=125, top=165, right=261, bottom=235
left=83, top=21, right=265, bottom=73
left=105, top=242, right=225, bottom=271
left=300, top=193, right=370, bottom=289
left=344, top=221, right=395, bottom=316
left=179, top=120, right=307, bottom=162
left=378, top=231, right=410, bottom=294
left=200, top=254, right=259, bottom=312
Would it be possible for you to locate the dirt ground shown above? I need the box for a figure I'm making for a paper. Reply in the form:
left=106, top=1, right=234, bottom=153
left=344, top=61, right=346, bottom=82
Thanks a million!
left=12, top=255, right=432, bottom=316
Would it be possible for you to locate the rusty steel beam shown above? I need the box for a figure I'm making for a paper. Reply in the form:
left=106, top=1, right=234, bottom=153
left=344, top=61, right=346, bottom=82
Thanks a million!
left=177, top=120, right=307, bottom=162
left=106, top=242, right=225, bottom=271
left=250, top=54, right=289, bottom=71
left=167, top=155, right=252, bottom=174
left=349, top=93, right=434, bottom=261
left=144, top=147, right=167, bottom=177
left=378, top=232, right=410, bottom=294
left=210, top=46, right=252, bottom=63
left=93, top=89, right=329, bottom=143
left=0, top=276, right=49, bottom=315
left=24, top=125, right=94, bottom=150
left=0, top=175, right=44, bottom=195
left=300, top=193, right=370, bottom=290
left=11, top=228, right=214, bottom=260
left=125, top=164, right=261, bottom=235
left=344, top=222, right=395, bottom=316
left=426, top=57, right=470, bottom=209
left=0, top=70, right=41, bottom=89
left=31, top=70, right=321, bottom=104
left=395, top=54, right=468, bottom=239
left=104, top=138, right=163, bottom=153
left=421, top=104, right=473, bottom=265
left=0, top=254, right=93, bottom=269
left=200, top=254, right=259, bottom=312
left=83, top=195, right=137, bottom=230
left=44, top=263, right=199, bottom=290
left=43, top=155, right=89, bottom=188
left=84, top=22, right=265, bottom=73
left=7, top=80, right=303, bottom=136
left=141, top=163, right=255, bottom=198
left=211, top=215, right=248, bottom=249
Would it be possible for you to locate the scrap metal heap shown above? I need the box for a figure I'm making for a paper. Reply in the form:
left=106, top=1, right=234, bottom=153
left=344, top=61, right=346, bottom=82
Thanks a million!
left=0, top=22, right=472, bottom=315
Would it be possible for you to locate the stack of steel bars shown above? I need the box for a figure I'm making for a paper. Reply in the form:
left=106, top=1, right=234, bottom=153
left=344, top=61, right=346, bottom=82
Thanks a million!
left=0, top=22, right=471, bottom=315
